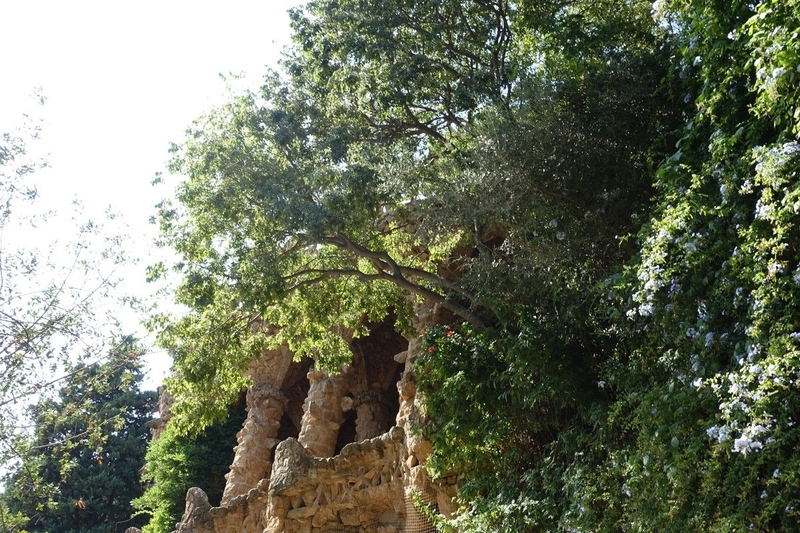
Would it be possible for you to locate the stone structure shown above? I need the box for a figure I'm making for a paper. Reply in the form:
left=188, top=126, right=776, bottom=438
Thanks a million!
left=137, top=304, right=457, bottom=533
left=145, top=386, right=175, bottom=440
left=221, top=346, right=294, bottom=505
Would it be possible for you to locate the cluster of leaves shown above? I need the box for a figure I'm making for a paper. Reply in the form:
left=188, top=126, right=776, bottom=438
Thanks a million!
left=0, top=338, right=155, bottom=533
left=152, top=0, right=671, bottom=432
left=132, top=402, right=245, bottom=533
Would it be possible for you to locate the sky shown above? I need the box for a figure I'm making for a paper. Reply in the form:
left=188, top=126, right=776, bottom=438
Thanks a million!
left=0, top=0, right=301, bottom=389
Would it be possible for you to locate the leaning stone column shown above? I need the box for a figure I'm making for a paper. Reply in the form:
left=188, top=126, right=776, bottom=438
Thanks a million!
left=297, top=366, right=350, bottom=457
left=353, top=389, right=391, bottom=441
left=220, top=345, right=293, bottom=505
left=220, top=385, right=288, bottom=505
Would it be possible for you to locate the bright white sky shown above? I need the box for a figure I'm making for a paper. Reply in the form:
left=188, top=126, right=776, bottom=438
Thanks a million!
left=0, top=0, right=301, bottom=389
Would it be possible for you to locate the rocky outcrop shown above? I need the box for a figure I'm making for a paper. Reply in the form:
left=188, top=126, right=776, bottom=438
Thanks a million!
left=169, top=305, right=456, bottom=533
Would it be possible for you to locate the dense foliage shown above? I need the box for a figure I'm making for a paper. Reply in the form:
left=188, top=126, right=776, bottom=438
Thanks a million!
left=417, top=0, right=800, bottom=531
left=132, top=403, right=245, bottom=533
left=152, top=0, right=800, bottom=530
left=0, top=338, right=155, bottom=533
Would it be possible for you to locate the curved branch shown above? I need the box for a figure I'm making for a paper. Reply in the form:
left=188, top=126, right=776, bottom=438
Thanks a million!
left=282, top=268, right=385, bottom=292
left=319, top=233, right=486, bottom=330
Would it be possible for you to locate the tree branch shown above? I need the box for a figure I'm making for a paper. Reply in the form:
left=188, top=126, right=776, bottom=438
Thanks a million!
left=319, top=234, right=486, bottom=330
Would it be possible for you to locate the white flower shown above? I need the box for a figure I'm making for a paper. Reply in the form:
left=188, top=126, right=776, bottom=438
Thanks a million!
left=771, top=67, right=787, bottom=79
left=733, top=434, right=762, bottom=454
left=597, top=381, right=606, bottom=389
left=768, top=263, right=784, bottom=276
left=707, top=425, right=730, bottom=443
left=755, top=200, right=772, bottom=219
left=781, top=141, right=800, bottom=155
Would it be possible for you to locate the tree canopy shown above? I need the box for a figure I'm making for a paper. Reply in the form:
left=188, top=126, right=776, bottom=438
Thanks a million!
left=154, top=0, right=673, bottom=429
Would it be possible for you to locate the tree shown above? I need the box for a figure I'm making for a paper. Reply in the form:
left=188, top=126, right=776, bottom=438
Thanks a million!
left=417, top=0, right=800, bottom=530
left=1, top=97, right=136, bottom=473
left=0, top=338, right=156, bottom=533
left=153, top=0, right=675, bottom=433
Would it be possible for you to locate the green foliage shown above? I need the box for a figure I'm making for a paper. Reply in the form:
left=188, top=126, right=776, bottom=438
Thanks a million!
left=0, top=338, right=156, bottom=533
left=133, top=404, right=245, bottom=533
left=286, top=0, right=512, bottom=142
left=415, top=0, right=800, bottom=530
left=154, top=0, right=671, bottom=433
left=417, top=315, right=600, bottom=494
left=603, top=0, right=800, bottom=529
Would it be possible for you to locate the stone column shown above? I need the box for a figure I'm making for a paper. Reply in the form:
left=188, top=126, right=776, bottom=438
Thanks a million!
left=395, top=301, right=437, bottom=465
left=297, top=366, right=350, bottom=457
left=145, top=387, right=174, bottom=441
left=353, top=389, right=391, bottom=441
left=220, top=346, right=293, bottom=505
left=220, top=385, right=288, bottom=505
